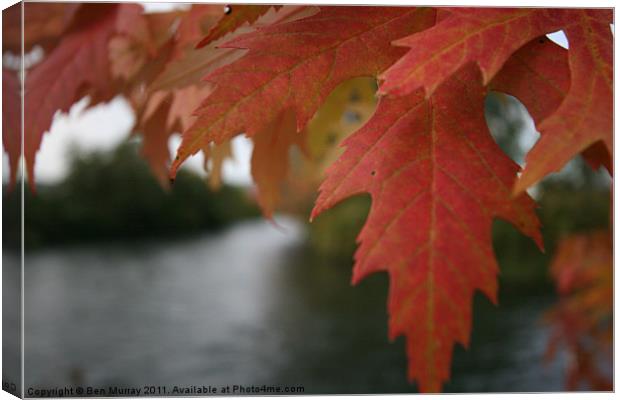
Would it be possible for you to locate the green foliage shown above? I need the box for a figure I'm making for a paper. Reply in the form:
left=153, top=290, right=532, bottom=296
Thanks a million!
left=493, top=184, right=610, bottom=292
left=306, top=196, right=370, bottom=261
left=3, top=141, right=259, bottom=250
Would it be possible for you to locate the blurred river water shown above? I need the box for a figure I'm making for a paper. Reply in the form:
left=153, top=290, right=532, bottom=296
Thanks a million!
left=11, top=217, right=567, bottom=394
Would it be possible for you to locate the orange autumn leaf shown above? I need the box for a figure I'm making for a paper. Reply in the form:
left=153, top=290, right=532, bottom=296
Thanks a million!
left=149, top=8, right=319, bottom=206
left=150, top=6, right=313, bottom=93
left=251, top=110, right=307, bottom=217
left=143, top=9, right=186, bottom=49
left=3, top=2, right=79, bottom=53
left=139, top=93, right=179, bottom=187
left=170, top=6, right=437, bottom=178
left=148, top=40, right=242, bottom=92
left=120, top=13, right=180, bottom=120
left=23, top=4, right=148, bottom=186
left=109, top=34, right=151, bottom=81
left=549, top=231, right=612, bottom=298
left=107, top=4, right=156, bottom=81
left=174, top=4, right=224, bottom=52
left=311, top=66, right=543, bottom=392
left=196, top=4, right=277, bottom=48
left=140, top=85, right=213, bottom=188
left=545, top=231, right=612, bottom=390
left=202, top=140, right=233, bottom=190
left=169, top=85, right=214, bottom=132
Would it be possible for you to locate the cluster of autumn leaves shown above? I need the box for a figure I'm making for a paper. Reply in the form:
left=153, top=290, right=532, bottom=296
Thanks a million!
left=2, top=3, right=613, bottom=393
left=545, top=232, right=612, bottom=390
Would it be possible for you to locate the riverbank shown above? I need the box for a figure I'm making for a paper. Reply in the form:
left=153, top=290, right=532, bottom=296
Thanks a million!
left=3, top=142, right=260, bottom=250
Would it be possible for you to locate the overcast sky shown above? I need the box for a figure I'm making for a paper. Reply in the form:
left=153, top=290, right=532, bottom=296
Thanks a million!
left=1, top=3, right=573, bottom=187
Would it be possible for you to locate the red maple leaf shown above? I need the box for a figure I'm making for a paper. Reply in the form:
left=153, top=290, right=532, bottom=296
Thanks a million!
left=380, top=8, right=612, bottom=191
left=311, top=66, right=543, bottom=392
left=169, top=6, right=437, bottom=178
left=489, top=36, right=570, bottom=124
left=515, top=10, right=613, bottom=192
left=379, top=8, right=566, bottom=97
left=490, top=35, right=612, bottom=175
left=23, top=4, right=147, bottom=186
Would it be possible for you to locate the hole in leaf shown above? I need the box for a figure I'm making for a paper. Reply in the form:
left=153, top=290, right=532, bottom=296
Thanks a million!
left=484, top=92, right=539, bottom=168
left=546, top=30, right=569, bottom=49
